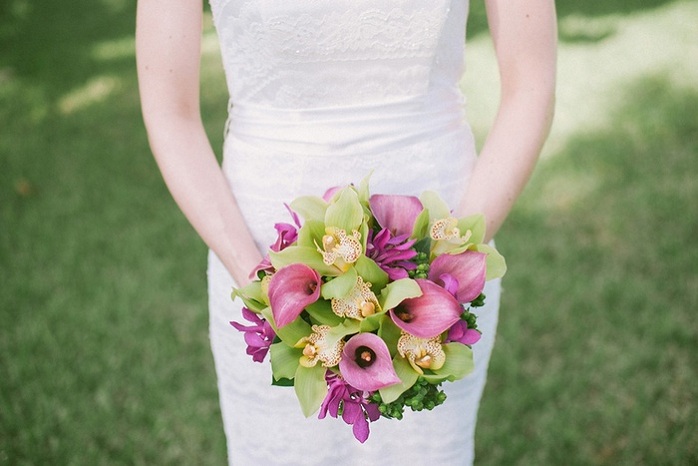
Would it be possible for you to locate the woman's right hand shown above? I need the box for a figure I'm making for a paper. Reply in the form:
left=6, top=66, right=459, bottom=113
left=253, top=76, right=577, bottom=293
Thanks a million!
left=136, top=0, right=263, bottom=285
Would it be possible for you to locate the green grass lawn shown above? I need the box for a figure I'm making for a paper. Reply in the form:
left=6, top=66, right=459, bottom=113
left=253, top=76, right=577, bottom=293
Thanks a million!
left=1, top=1, right=696, bottom=464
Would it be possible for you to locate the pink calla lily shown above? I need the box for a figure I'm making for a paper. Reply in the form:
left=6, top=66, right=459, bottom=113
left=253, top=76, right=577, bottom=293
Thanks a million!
left=428, top=251, right=487, bottom=304
left=369, top=194, right=423, bottom=237
left=268, top=264, right=321, bottom=328
left=322, top=186, right=342, bottom=202
left=339, top=333, right=401, bottom=392
left=389, top=279, right=463, bottom=339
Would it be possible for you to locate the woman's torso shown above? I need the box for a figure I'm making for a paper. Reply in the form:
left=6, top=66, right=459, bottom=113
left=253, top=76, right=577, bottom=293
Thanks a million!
left=209, top=0, right=476, bottom=251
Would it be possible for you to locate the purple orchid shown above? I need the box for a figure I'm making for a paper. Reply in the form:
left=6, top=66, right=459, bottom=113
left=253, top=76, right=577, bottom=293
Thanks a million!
left=389, top=279, right=463, bottom=339
left=366, top=228, right=418, bottom=280
left=369, top=194, right=423, bottom=237
left=338, top=333, right=401, bottom=392
left=230, top=307, right=276, bottom=363
left=428, top=250, right=487, bottom=304
left=445, top=320, right=482, bottom=346
left=249, top=204, right=301, bottom=279
left=319, top=372, right=382, bottom=443
left=268, top=264, right=321, bottom=328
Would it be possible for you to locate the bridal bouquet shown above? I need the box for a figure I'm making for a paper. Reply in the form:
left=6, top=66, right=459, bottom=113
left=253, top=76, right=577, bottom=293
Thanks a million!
left=231, top=176, right=506, bottom=442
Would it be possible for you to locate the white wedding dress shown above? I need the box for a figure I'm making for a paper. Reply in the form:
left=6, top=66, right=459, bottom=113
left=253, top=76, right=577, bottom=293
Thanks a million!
left=206, top=1, right=501, bottom=464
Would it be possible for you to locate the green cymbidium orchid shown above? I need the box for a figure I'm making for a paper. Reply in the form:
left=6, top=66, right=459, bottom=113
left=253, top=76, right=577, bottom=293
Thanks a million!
left=330, top=275, right=381, bottom=320
left=317, top=226, right=363, bottom=272
left=297, top=325, right=345, bottom=368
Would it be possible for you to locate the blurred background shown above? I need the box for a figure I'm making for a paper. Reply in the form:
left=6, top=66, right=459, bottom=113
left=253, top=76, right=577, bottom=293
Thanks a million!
left=1, top=0, right=696, bottom=464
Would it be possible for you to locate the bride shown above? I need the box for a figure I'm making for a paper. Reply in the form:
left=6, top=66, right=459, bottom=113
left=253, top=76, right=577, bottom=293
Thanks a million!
left=136, top=0, right=556, bottom=464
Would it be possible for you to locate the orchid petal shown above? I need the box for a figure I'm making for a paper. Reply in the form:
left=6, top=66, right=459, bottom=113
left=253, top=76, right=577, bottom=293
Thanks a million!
left=474, top=243, right=508, bottom=280
left=290, top=195, right=327, bottom=223
left=365, top=402, right=381, bottom=422
left=268, top=264, right=321, bottom=328
left=294, top=363, right=328, bottom=417
left=446, top=320, right=482, bottom=346
left=378, top=355, right=419, bottom=403
left=457, top=214, right=486, bottom=245
left=369, top=194, right=423, bottom=237
left=388, top=279, right=462, bottom=339
left=430, top=342, right=475, bottom=382
left=269, top=246, right=340, bottom=276
left=248, top=255, right=273, bottom=280
left=352, top=412, right=370, bottom=443
left=419, top=190, right=451, bottom=219
left=339, top=333, right=401, bottom=392
left=270, top=342, right=302, bottom=381
left=341, top=401, right=362, bottom=425
left=429, top=251, right=487, bottom=303
left=325, top=187, right=364, bottom=233
left=379, top=278, right=422, bottom=312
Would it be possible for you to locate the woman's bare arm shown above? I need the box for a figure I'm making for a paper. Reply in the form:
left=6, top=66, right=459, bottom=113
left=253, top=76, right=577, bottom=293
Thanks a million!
left=458, top=0, right=557, bottom=240
left=136, top=0, right=262, bottom=285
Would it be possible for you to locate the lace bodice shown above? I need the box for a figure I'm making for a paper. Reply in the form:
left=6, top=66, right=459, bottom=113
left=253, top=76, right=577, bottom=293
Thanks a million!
left=209, top=0, right=468, bottom=109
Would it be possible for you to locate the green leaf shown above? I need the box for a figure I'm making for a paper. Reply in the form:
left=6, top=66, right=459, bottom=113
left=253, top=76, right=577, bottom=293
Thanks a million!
left=271, top=377, right=294, bottom=387
left=413, top=237, right=432, bottom=256
left=475, top=243, right=507, bottom=280
left=269, top=246, right=340, bottom=276
left=290, top=195, right=327, bottom=223
left=325, top=320, right=361, bottom=346
left=270, top=342, right=302, bottom=381
left=430, top=342, right=474, bottom=382
left=321, top=268, right=357, bottom=300
left=354, top=256, right=389, bottom=291
left=261, top=307, right=311, bottom=346
left=359, top=313, right=384, bottom=333
left=419, top=190, right=451, bottom=219
left=457, top=213, right=486, bottom=245
left=305, top=299, right=343, bottom=326
left=294, top=364, right=328, bottom=417
left=325, top=187, right=364, bottom=233
left=379, top=278, right=422, bottom=311
left=419, top=372, right=450, bottom=384
left=297, top=220, right=326, bottom=249
left=379, top=356, right=419, bottom=403
left=377, top=316, right=403, bottom=358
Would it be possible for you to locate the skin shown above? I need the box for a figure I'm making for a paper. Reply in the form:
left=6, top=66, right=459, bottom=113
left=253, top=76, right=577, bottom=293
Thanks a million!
left=135, top=0, right=557, bottom=286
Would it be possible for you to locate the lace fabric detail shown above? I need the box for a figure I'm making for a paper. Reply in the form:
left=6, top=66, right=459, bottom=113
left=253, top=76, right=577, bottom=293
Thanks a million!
left=210, top=0, right=457, bottom=108
left=270, top=64, right=428, bottom=108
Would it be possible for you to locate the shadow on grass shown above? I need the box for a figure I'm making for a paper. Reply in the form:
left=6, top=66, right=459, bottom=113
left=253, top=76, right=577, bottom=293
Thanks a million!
left=476, top=74, right=698, bottom=465
left=0, top=3, right=229, bottom=464
left=0, top=0, right=137, bottom=97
